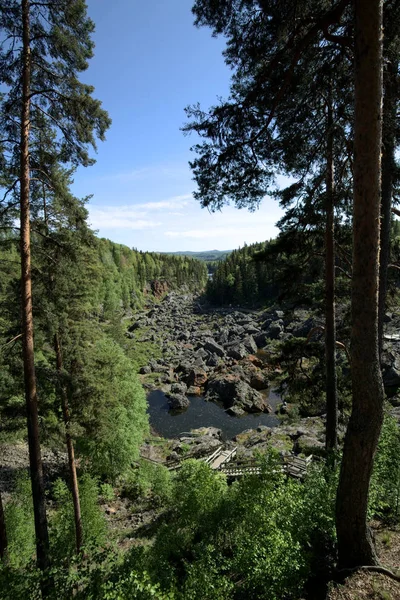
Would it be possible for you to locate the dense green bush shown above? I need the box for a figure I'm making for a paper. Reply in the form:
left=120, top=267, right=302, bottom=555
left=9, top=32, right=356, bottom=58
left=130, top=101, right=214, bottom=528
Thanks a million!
left=50, top=474, right=107, bottom=561
left=369, top=411, right=400, bottom=522
left=146, top=453, right=337, bottom=600
left=3, top=472, right=35, bottom=569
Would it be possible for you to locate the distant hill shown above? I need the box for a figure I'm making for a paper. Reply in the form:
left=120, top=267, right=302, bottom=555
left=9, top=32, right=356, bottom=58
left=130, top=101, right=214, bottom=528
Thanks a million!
left=168, top=250, right=232, bottom=262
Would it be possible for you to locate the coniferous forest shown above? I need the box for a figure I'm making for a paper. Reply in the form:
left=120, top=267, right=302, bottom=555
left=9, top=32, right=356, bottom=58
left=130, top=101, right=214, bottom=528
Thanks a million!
left=1, top=1, right=400, bottom=599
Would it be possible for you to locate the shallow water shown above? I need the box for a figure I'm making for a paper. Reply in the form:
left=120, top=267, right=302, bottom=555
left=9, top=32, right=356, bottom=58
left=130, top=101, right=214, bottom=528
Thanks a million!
left=147, top=389, right=281, bottom=440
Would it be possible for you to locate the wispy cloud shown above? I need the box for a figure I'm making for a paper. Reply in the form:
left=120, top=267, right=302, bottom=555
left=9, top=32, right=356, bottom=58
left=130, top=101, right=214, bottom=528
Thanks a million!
left=88, top=195, right=191, bottom=230
left=135, top=195, right=191, bottom=210
left=99, top=165, right=189, bottom=183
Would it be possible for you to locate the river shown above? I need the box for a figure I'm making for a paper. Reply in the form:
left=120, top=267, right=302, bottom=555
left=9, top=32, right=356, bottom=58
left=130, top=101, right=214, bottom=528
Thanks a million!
left=147, top=388, right=282, bottom=440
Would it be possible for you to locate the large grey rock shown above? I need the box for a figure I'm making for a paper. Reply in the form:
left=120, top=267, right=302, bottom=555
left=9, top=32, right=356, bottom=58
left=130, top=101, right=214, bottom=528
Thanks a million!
left=253, top=332, right=269, bottom=348
left=170, top=382, right=188, bottom=395
left=167, top=394, right=190, bottom=410
left=225, top=342, right=247, bottom=360
left=244, top=324, right=261, bottom=335
left=187, top=368, right=208, bottom=387
left=204, top=338, right=225, bottom=357
left=243, top=335, right=258, bottom=354
left=291, top=316, right=322, bottom=338
left=267, top=321, right=284, bottom=340
left=206, top=376, right=271, bottom=413
left=383, top=362, right=400, bottom=387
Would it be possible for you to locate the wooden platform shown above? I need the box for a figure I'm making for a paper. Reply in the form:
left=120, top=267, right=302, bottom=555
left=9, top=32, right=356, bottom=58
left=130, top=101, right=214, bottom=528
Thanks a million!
left=166, top=443, right=312, bottom=480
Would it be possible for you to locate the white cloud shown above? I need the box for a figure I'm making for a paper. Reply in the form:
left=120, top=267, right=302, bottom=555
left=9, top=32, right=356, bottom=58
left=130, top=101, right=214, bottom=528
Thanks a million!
left=88, top=195, right=192, bottom=230
left=135, top=195, right=191, bottom=210
left=99, top=165, right=189, bottom=183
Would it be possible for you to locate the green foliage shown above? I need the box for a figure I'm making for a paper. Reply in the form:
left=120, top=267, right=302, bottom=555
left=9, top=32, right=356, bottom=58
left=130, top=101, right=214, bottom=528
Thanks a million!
left=148, top=453, right=337, bottom=600
left=97, top=239, right=208, bottom=318
left=50, top=474, right=107, bottom=561
left=99, top=569, right=175, bottom=600
left=124, top=461, right=172, bottom=505
left=3, top=472, right=35, bottom=569
left=369, top=411, right=400, bottom=522
left=74, top=336, right=149, bottom=482
left=206, top=241, right=278, bottom=306
left=99, top=483, right=115, bottom=503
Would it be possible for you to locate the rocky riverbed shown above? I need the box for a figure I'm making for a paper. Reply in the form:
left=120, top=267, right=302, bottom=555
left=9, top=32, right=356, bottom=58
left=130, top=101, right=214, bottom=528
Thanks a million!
left=131, top=291, right=400, bottom=460
left=130, top=291, right=324, bottom=416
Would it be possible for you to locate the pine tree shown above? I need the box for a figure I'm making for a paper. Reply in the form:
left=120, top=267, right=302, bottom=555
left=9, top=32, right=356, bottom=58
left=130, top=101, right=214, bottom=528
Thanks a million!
left=0, top=0, right=110, bottom=577
left=335, top=0, right=385, bottom=568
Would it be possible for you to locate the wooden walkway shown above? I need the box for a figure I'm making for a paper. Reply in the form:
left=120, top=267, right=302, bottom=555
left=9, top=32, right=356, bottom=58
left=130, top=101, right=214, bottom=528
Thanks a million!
left=166, top=443, right=312, bottom=480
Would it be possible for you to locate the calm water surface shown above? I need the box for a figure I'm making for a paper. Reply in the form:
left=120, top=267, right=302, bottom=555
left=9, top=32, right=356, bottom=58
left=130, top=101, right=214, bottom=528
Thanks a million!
left=147, top=389, right=281, bottom=440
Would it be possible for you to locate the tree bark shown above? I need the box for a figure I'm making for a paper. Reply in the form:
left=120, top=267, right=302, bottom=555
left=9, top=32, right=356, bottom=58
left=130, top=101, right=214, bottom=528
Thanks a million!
left=378, top=58, right=397, bottom=358
left=20, top=0, right=50, bottom=576
left=0, top=490, right=7, bottom=562
left=325, top=85, right=338, bottom=454
left=336, top=0, right=384, bottom=568
left=54, top=334, right=83, bottom=554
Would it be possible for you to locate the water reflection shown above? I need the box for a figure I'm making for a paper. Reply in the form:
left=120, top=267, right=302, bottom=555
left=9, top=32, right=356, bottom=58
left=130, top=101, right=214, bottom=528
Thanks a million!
left=147, top=389, right=281, bottom=440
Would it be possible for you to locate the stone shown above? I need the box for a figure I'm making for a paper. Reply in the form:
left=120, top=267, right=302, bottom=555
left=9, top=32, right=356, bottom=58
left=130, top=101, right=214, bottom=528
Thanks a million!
left=253, top=332, right=269, bottom=348
left=187, top=368, right=208, bottom=387
left=226, top=342, right=247, bottom=360
left=226, top=405, right=246, bottom=417
left=170, top=382, right=188, bottom=395
left=204, top=338, right=225, bottom=357
left=267, top=321, right=284, bottom=340
left=187, top=385, right=202, bottom=396
left=206, top=375, right=271, bottom=413
left=243, top=335, right=258, bottom=354
left=249, top=372, right=269, bottom=391
left=167, top=394, right=190, bottom=410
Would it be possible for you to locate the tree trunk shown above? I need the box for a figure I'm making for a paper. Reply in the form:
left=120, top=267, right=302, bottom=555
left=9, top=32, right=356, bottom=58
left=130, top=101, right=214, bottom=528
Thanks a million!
left=20, top=0, right=51, bottom=576
left=325, top=86, right=337, bottom=454
left=54, top=334, right=83, bottom=554
left=336, top=0, right=384, bottom=568
left=0, top=490, right=7, bottom=562
left=378, top=58, right=397, bottom=357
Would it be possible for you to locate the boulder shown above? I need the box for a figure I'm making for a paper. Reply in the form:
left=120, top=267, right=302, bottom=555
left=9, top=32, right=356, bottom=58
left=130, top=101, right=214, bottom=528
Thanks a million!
left=267, top=321, right=284, bottom=340
left=249, top=372, right=269, bottom=391
left=292, top=316, right=322, bottom=338
left=204, top=338, right=225, bottom=357
left=243, top=335, right=258, bottom=354
left=170, top=382, right=188, bottom=395
left=253, top=332, right=269, bottom=348
left=206, top=375, right=271, bottom=413
left=187, top=368, right=208, bottom=387
left=226, top=342, right=247, bottom=360
left=187, top=385, right=202, bottom=396
left=226, top=405, right=246, bottom=417
left=167, top=394, right=190, bottom=410
left=190, top=427, right=222, bottom=439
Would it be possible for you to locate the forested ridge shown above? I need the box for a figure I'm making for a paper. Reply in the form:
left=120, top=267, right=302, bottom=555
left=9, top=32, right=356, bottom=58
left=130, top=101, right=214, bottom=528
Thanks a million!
left=1, top=1, right=400, bottom=599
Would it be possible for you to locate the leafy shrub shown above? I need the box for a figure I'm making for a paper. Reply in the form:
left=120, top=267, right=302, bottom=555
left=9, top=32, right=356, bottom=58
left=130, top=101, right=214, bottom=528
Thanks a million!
left=50, top=474, right=107, bottom=561
left=3, top=472, right=35, bottom=568
left=369, top=411, right=400, bottom=522
left=149, top=452, right=337, bottom=600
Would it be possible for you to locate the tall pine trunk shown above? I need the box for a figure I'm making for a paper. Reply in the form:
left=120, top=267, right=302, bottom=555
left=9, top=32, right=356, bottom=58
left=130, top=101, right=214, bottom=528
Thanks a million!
left=378, top=58, right=397, bottom=357
left=0, top=490, right=7, bottom=562
left=54, top=334, right=83, bottom=554
left=325, top=87, right=337, bottom=454
left=20, top=0, right=50, bottom=576
left=336, top=0, right=384, bottom=568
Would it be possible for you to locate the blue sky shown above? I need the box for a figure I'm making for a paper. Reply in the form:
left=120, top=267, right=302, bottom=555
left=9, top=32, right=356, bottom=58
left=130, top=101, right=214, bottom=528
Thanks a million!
left=71, top=0, right=284, bottom=252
